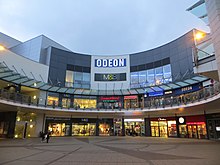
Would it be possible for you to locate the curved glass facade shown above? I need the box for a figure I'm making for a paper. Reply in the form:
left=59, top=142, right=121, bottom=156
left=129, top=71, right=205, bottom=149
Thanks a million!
left=130, top=64, right=172, bottom=88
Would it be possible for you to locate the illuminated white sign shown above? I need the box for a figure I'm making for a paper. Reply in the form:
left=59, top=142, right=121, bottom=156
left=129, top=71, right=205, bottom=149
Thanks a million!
left=124, top=119, right=144, bottom=122
left=95, top=59, right=126, bottom=67
left=216, top=127, right=220, bottom=131
left=179, top=117, right=185, bottom=124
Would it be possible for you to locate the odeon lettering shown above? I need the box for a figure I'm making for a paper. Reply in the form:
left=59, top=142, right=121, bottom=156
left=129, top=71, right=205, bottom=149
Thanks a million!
left=95, top=58, right=126, bottom=67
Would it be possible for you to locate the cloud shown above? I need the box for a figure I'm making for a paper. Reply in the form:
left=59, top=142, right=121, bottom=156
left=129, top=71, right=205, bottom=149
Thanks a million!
left=0, top=0, right=209, bottom=55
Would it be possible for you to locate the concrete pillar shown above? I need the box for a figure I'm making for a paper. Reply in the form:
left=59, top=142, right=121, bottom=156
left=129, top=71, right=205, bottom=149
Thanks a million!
left=206, top=0, right=220, bottom=79
left=35, top=113, right=45, bottom=137
left=144, top=118, right=151, bottom=136
left=121, top=117, right=125, bottom=136
left=96, top=119, right=99, bottom=136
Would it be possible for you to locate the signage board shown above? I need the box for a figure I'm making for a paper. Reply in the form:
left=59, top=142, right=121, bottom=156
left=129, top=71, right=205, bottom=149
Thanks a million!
left=95, top=73, right=126, bottom=81
left=95, top=58, right=126, bottom=67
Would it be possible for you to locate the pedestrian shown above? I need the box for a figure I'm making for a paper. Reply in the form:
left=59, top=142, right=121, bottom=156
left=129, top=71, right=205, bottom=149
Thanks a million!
left=46, top=132, right=50, bottom=143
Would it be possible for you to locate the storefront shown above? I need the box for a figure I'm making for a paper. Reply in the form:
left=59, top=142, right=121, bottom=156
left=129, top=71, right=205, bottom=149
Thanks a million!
left=99, top=119, right=113, bottom=136
left=124, top=95, right=138, bottom=109
left=178, top=115, right=207, bottom=139
left=206, top=113, right=220, bottom=140
left=124, top=119, right=145, bottom=136
left=150, top=117, right=177, bottom=137
left=45, top=117, right=71, bottom=136
left=72, top=118, right=96, bottom=136
left=47, top=96, right=59, bottom=106
left=74, top=96, right=97, bottom=109
left=0, top=111, right=17, bottom=138
left=114, top=118, right=123, bottom=136
left=98, top=96, right=122, bottom=109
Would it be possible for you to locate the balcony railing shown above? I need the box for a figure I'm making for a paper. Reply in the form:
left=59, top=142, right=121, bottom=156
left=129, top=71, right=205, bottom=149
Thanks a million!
left=0, top=82, right=220, bottom=111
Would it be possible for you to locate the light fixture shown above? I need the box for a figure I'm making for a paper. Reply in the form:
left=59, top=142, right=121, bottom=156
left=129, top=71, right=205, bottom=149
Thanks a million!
left=30, top=124, right=33, bottom=128
left=33, top=83, right=37, bottom=87
left=0, top=45, right=5, bottom=51
left=30, top=119, right=33, bottom=122
left=33, top=95, right=37, bottom=99
left=17, top=117, right=20, bottom=122
left=195, top=32, right=206, bottom=40
left=14, top=135, right=18, bottom=138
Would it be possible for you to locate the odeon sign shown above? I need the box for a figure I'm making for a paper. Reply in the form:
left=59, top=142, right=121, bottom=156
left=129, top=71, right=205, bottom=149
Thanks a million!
left=95, top=58, right=126, bottom=67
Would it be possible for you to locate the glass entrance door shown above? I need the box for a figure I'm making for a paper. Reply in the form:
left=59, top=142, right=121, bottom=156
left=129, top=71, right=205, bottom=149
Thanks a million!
left=151, top=126, right=159, bottom=137
left=187, top=125, right=198, bottom=138
left=159, top=121, right=168, bottom=137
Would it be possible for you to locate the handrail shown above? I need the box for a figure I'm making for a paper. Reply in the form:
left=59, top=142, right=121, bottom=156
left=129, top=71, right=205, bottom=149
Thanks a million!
left=0, top=82, right=220, bottom=111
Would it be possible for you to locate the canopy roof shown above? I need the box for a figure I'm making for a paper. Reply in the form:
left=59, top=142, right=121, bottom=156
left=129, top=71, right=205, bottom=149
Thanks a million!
left=0, top=62, right=209, bottom=96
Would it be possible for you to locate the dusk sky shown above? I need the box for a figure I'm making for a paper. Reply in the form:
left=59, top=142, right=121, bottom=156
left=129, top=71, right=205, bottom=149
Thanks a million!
left=0, top=0, right=209, bottom=55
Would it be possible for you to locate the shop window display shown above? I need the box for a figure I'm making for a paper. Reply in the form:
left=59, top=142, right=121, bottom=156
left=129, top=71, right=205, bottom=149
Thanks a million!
left=72, top=124, right=96, bottom=136
left=74, top=98, right=96, bottom=109
left=99, top=124, right=110, bottom=136
left=168, top=121, right=177, bottom=137
left=47, top=96, right=59, bottom=106
left=125, top=121, right=144, bottom=136
left=48, top=123, right=67, bottom=136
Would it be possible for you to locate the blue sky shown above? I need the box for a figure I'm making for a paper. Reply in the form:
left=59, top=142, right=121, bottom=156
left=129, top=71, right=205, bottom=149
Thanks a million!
left=0, top=0, right=209, bottom=55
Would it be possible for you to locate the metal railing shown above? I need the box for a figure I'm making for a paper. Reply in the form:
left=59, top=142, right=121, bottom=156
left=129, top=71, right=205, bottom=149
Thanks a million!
left=0, top=82, right=220, bottom=111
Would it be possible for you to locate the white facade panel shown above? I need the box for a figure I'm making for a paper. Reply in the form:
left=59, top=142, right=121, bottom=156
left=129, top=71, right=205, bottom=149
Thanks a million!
left=0, top=49, right=49, bottom=82
left=91, top=55, right=130, bottom=90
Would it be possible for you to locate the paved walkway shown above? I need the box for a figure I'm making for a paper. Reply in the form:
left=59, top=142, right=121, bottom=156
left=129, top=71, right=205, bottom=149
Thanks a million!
left=0, top=137, right=219, bottom=165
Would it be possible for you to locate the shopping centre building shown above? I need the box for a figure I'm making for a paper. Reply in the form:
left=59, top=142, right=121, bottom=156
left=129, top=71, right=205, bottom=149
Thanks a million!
left=0, top=0, right=220, bottom=140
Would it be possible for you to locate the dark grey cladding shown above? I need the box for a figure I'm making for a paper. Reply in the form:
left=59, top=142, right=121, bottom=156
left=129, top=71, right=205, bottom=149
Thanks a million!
left=48, top=30, right=195, bottom=87
left=48, top=47, right=91, bottom=86
left=130, top=30, right=195, bottom=81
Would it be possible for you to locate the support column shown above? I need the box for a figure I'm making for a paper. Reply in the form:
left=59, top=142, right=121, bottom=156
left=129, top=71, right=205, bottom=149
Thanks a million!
left=96, top=118, right=99, bottom=136
left=121, top=117, right=125, bottom=136
left=175, top=114, right=180, bottom=138
left=144, top=118, right=151, bottom=136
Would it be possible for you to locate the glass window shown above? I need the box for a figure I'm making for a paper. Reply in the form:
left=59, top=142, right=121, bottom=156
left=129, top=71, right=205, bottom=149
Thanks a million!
left=74, top=72, right=83, bottom=81
left=131, top=72, right=139, bottom=84
left=74, top=99, right=97, bottom=109
left=155, top=67, right=163, bottom=85
left=139, top=71, right=147, bottom=84
left=65, top=70, right=73, bottom=83
left=147, top=69, right=155, bottom=85
left=83, top=73, right=90, bottom=82
left=163, top=64, right=171, bottom=73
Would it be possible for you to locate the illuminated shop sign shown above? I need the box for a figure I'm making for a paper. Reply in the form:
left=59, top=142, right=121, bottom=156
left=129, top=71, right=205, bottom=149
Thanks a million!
left=175, top=84, right=200, bottom=95
left=165, top=91, right=172, bottom=95
left=95, top=58, right=126, bottom=67
left=100, top=96, right=120, bottom=101
left=81, top=118, right=89, bottom=122
left=179, top=117, right=185, bottom=124
left=95, top=73, right=126, bottom=81
left=124, top=95, right=138, bottom=100
left=148, top=91, right=163, bottom=97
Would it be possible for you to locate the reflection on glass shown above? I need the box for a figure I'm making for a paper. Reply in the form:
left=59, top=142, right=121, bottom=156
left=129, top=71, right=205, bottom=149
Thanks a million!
left=130, top=64, right=172, bottom=88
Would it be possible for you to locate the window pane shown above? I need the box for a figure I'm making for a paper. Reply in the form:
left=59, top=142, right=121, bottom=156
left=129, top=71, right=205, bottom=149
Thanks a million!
left=74, top=72, right=82, bottom=81
left=131, top=72, right=139, bottom=84
left=65, top=70, right=73, bottom=83
left=139, top=71, right=146, bottom=83
left=163, top=64, right=171, bottom=73
left=83, top=73, right=90, bottom=82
